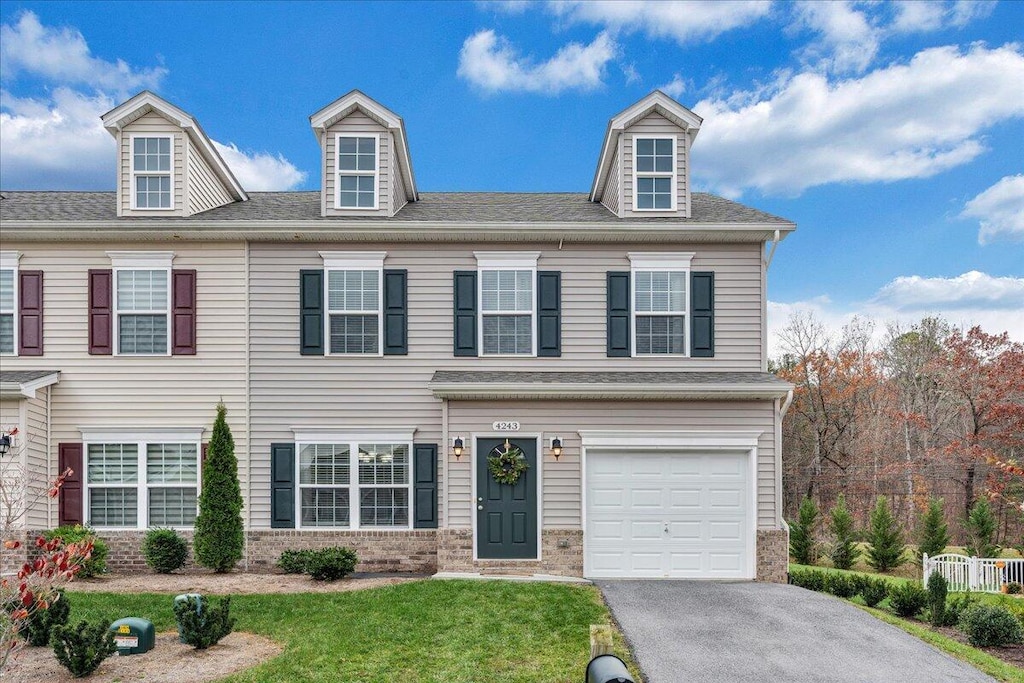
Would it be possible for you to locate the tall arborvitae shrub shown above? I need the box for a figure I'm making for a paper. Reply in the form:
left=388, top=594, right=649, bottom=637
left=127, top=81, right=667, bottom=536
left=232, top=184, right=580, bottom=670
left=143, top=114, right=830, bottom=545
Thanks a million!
left=789, top=496, right=820, bottom=565
left=964, top=498, right=999, bottom=558
left=867, top=496, right=906, bottom=573
left=917, top=497, right=950, bottom=560
left=193, top=403, right=244, bottom=572
left=828, top=494, right=861, bottom=570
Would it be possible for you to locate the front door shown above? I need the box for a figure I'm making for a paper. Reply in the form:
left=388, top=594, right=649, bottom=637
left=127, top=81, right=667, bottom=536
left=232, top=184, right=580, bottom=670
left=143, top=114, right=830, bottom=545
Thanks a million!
left=476, top=437, right=538, bottom=559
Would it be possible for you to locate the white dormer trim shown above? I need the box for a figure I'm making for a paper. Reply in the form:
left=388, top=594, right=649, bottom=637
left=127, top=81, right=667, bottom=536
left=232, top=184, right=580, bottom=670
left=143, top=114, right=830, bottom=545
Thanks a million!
left=101, top=91, right=248, bottom=202
left=310, top=90, right=417, bottom=203
left=590, top=90, right=702, bottom=204
left=627, top=252, right=695, bottom=270
left=106, top=251, right=175, bottom=269
left=473, top=251, right=541, bottom=269
left=319, top=251, right=387, bottom=269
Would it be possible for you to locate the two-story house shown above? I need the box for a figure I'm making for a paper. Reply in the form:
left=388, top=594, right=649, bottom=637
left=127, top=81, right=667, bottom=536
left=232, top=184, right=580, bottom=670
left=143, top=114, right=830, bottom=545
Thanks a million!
left=1, top=89, right=795, bottom=582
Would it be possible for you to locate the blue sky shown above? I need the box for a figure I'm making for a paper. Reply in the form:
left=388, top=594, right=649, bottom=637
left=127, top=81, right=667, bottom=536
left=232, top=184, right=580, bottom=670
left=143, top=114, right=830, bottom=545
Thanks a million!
left=1, top=1, right=1022, bottom=352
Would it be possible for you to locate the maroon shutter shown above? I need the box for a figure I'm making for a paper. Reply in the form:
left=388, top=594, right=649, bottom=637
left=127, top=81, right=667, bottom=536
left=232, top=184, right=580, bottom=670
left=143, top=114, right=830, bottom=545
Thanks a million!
left=201, top=443, right=208, bottom=471
left=58, top=443, right=84, bottom=526
left=18, top=270, right=43, bottom=356
left=171, top=269, right=197, bottom=355
left=88, top=269, right=113, bottom=355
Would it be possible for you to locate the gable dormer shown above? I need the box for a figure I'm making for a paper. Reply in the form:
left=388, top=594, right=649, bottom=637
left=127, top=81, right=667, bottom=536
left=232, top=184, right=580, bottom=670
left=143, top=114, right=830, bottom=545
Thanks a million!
left=101, top=91, right=247, bottom=217
left=590, top=91, right=703, bottom=219
left=309, top=90, right=418, bottom=218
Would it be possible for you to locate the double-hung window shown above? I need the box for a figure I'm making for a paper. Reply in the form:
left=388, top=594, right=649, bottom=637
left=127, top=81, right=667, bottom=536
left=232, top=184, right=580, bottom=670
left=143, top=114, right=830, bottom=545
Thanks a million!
left=131, top=135, right=172, bottom=209
left=336, top=135, right=378, bottom=209
left=0, top=253, right=16, bottom=355
left=296, top=430, right=412, bottom=529
left=116, top=267, right=170, bottom=355
left=322, top=252, right=385, bottom=355
left=634, top=137, right=675, bottom=211
left=83, top=430, right=201, bottom=529
left=476, top=252, right=539, bottom=356
left=630, top=252, right=692, bottom=356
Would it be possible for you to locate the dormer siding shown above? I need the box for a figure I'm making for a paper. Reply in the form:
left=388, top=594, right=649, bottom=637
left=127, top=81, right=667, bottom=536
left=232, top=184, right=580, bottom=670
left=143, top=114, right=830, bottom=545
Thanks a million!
left=117, top=111, right=186, bottom=217
left=322, top=111, right=392, bottom=217
left=391, top=147, right=409, bottom=215
left=600, top=143, right=621, bottom=217
left=187, top=141, right=235, bottom=214
left=621, top=112, right=690, bottom=218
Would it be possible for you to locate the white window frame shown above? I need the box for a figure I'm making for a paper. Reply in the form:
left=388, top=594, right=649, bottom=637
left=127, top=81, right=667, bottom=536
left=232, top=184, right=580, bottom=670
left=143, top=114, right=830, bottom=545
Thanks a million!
left=129, top=134, right=174, bottom=211
left=629, top=252, right=694, bottom=358
left=0, top=251, right=19, bottom=357
left=108, top=251, right=174, bottom=357
left=80, top=427, right=203, bottom=531
left=320, top=251, right=386, bottom=357
left=335, top=134, right=379, bottom=211
left=292, top=427, right=415, bottom=531
left=632, top=135, right=676, bottom=212
left=474, top=251, right=540, bottom=358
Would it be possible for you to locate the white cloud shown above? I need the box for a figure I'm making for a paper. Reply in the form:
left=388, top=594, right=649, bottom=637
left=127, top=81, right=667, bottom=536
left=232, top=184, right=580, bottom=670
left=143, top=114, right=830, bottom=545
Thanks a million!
left=547, top=0, right=771, bottom=45
left=659, top=73, right=687, bottom=99
left=891, top=2, right=947, bottom=33
left=960, top=174, right=1024, bottom=245
left=691, top=43, right=1024, bottom=197
left=457, top=29, right=617, bottom=94
left=949, top=0, right=997, bottom=27
left=212, top=141, right=306, bottom=191
left=768, top=271, right=1024, bottom=358
left=792, top=1, right=878, bottom=73
left=0, top=11, right=166, bottom=92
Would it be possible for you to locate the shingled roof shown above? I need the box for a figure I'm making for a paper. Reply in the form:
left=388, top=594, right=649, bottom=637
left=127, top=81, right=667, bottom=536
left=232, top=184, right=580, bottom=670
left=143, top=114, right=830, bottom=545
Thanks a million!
left=0, top=191, right=792, bottom=225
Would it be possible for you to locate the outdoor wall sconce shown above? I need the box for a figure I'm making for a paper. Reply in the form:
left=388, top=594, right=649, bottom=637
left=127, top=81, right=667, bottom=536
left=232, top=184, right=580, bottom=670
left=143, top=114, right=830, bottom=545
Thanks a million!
left=0, top=433, right=12, bottom=456
left=452, top=436, right=464, bottom=459
left=550, top=437, right=562, bottom=460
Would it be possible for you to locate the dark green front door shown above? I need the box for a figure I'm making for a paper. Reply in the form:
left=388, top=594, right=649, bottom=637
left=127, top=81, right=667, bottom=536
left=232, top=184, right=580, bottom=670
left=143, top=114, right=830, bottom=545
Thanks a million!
left=477, top=438, right=538, bottom=559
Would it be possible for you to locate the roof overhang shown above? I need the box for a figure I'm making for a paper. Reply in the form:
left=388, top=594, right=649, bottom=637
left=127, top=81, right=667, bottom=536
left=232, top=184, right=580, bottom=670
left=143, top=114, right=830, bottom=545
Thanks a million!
left=429, top=381, right=793, bottom=402
left=591, top=90, right=704, bottom=202
left=0, top=371, right=61, bottom=400
left=101, top=91, right=249, bottom=202
left=309, top=90, right=418, bottom=202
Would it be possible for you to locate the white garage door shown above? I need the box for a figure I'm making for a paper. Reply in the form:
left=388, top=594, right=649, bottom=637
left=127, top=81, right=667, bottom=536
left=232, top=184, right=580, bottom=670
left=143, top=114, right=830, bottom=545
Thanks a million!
left=585, top=451, right=752, bottom=579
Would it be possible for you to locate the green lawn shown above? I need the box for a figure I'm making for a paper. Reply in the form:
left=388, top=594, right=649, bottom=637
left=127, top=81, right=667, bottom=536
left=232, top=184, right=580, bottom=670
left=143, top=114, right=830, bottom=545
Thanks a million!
left=62, top=580, right=640, bottom=683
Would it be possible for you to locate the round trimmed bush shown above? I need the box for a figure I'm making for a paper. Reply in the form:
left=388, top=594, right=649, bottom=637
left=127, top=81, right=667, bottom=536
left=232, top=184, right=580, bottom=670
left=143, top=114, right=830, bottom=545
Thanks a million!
left=824, top=573, right=858, bottom=599
left=888, top=582, right=929, bottom=618
left=142, top=528, right=188, bottom=573
left=306, top=547, right=358, bottom=581
left=859, top=577, right=889, bottom=608
left=277, top=549, right=314, bottom=574
left=959, top=605, right=1024, bottom=647
left=43, top=525, right=108, bottom=578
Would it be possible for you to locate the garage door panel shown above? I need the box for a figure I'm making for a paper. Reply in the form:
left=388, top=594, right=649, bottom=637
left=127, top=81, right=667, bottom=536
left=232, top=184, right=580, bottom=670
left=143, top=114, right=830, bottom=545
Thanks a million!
left=586, top=451, right=751, bottom=579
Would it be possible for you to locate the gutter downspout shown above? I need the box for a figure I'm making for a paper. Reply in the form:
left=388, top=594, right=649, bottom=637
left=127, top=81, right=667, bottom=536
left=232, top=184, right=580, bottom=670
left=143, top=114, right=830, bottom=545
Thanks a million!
left=442, top=398, right=449, bottom=529
left=46, top=386, right=52, bottom=526
left=765, top=229, right=781, bottom=270
left=776, top=388, right=794, bottom=528
left=244, top=239, right=251, bottom=571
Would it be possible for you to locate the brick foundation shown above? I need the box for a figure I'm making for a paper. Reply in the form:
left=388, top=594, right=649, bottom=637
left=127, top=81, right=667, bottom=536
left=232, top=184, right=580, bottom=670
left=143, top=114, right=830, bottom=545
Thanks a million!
left=438, top=528, right=583, bottom=576
left=245, top=530, right=438, bottom=573
left=1, top=530, right=28, bottom=576
left=756, top=528, right=789, bottom=583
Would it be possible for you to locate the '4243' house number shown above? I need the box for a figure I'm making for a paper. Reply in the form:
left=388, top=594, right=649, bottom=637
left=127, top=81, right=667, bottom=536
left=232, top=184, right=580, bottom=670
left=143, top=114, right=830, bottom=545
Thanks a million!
left=492, top=421, right=520, bottom=431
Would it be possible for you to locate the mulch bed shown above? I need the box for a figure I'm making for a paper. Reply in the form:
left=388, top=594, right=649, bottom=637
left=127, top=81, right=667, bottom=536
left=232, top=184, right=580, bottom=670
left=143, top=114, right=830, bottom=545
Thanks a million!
left=932, top=623, right=1024, bottom=669
left=68, top=570, right=424, bottom=594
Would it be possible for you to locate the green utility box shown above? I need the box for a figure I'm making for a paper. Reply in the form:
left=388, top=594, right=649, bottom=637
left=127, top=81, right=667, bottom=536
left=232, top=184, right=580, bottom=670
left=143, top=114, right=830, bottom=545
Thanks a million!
left=109, top=617, right=155, bottom=656
left=173, top=593, right=203, bottom=643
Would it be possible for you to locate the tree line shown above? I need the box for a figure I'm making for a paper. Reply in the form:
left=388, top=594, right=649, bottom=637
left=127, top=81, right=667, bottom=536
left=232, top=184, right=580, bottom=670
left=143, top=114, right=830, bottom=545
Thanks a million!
left=774, top=314, right=1023, bottom=547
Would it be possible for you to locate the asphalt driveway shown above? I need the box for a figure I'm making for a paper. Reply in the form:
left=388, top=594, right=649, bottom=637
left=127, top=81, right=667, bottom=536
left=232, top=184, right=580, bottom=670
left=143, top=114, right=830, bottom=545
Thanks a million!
left=597, top=580, right=994, bottom=683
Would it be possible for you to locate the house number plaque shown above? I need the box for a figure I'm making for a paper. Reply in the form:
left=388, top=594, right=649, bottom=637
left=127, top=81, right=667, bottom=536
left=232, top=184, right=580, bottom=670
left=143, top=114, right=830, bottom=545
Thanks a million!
left=492, top=421, right=521, bottom=431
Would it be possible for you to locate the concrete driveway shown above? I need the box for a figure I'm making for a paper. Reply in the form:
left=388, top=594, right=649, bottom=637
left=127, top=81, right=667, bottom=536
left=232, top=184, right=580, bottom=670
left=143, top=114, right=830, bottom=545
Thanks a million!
left=597, top=581, right=994, bottom=683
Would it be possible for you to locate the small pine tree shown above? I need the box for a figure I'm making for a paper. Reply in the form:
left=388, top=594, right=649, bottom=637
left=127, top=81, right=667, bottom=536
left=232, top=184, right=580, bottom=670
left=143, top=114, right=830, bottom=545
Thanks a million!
left=828, top=494, right=861, bottom=570
left=789, top=496, right=820, bottom=565
left=964, top=498, right=999, bottom=558
left=193, top=403, right=244, bottom=572
left=917, top=497, right=950, bottom=560
left=867, top=496, right=906, bottom=573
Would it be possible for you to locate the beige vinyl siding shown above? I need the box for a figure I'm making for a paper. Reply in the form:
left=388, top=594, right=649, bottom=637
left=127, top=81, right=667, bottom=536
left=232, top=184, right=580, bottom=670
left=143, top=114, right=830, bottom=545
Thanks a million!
left=0, top=399, right=26, bottom=528
left=446, top=400, right=777, bottom=530
left=621, top=112, right=688, bottom=218
left=24, top=391, right=50, bottom=528
left=600, top=143, right=621, bottom=216
left=323, top=112, right=390, bottom=216
left=0, top=243, right=248, bottom=528
left=391, top=132, right=409, bottom=215
left=186, top=142, right=234, bottom=215
left=248, top=240, right=765, bottom=528
left=118, top=112, right=186, bottom=217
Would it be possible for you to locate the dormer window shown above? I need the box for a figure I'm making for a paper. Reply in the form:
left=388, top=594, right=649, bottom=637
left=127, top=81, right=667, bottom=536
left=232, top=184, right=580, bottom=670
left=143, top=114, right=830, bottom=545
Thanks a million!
left=634, top=137, right=675, bottom=211
left=131, top=136, right=172, bottom=209
left=336, top=135, right=378, bottom=209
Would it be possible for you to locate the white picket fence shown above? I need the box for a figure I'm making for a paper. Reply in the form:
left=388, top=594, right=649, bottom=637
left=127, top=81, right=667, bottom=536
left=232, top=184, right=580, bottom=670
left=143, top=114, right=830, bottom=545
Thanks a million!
left=923, top=553, right=1024, bottom=593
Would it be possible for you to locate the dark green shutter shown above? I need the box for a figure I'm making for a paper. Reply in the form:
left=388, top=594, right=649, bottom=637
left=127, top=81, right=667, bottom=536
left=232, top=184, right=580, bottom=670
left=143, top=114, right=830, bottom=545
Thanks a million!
left=299, top=270, right=324, bottom=355
left=270, top=443, right=296, bottom=528
left=537, top=271, right=561, bottom=357
left=383, top=269, right=408, bottom=355
left=691, top=271, right=715, bottom=357
left=606, top=271, right=631, bottom=357
left=413, top=443, right=438, bottom=529
left=453, top=271, right=478, bottom=357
